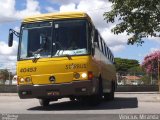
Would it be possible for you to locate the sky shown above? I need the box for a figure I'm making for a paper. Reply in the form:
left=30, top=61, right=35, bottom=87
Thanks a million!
left=0, top=0, right=160, bottom=72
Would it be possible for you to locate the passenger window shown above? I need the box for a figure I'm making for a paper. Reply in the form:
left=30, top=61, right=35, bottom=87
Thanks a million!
left=106, top=47, right=109, bottom=58
left=103, top=42, right=106, bottom=55
left=98, top=35, right=102, bottom=51
left=100, top=37, right=104, bottom=53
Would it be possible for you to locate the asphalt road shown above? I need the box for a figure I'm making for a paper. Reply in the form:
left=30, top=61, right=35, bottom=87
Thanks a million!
left=0, top=92, right=160, bottom=120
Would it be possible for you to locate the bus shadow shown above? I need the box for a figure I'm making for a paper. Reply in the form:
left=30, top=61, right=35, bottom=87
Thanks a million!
left=28, top=97, right=138, bottom=111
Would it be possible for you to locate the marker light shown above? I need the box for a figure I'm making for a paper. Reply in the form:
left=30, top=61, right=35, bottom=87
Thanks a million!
left=81, top=73, right=87, bottom=78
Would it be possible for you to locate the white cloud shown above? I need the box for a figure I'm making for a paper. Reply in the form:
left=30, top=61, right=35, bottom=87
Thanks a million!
left=60, top=3, right=77, bottom=11
left=0, top=41, right=18, bottom=55
left=51, top=0, right=81, bottom=5
left=0, top=0, right=41, bottom=23
left=101, top=27, right=128, bottom=47
left=45, top=6, right=58, bottom=13
left=150, top=48, right=160, bottom=53
left=15, top=0, right=40, bottom=19
left=147, top=37, right=160, bottom=44
left=0, top=41, right=18, bottom=71
left=110, top=45, right=125, bottom=52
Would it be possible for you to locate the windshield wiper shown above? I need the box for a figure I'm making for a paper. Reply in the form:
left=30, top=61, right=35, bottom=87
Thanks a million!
left=29, top=48, right=43, bottom=63
left=58, top=54, right=72, bottom=60
left=32, top=53, right=41, bottom=63
left=31, top=48, right=44, bottom=55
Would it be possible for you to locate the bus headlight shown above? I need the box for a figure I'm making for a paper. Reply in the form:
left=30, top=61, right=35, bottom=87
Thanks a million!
left=81, top=73, right=87, bottom=78
left=18, top=77, right=32, bottom=84
left=20, top=78, right=25, bottom=82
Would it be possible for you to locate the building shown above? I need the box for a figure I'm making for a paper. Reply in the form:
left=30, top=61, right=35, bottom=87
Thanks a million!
left=122, top=75, right=143, bottom=85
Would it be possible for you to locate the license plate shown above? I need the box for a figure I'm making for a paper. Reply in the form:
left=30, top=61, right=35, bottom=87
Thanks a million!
left=47, top=91, right=60, bottom=96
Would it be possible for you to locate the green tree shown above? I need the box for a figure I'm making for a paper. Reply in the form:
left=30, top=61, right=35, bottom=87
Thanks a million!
left=104, top=0, right=160, bottom=45
left=115, top=58, right=139, bottom=74
left=128, top=66, right=145, bottom=76
left=141, top=74, right=151, bottom=85
left=0, top=69, right=10, bottom=80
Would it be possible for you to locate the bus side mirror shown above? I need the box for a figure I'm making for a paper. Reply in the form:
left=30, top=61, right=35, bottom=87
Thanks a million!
left=8, top=31, right=13, bottom=47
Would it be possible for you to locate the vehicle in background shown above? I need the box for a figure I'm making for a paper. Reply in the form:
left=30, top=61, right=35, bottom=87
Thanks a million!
left=12, top=75, right=17, bottom=85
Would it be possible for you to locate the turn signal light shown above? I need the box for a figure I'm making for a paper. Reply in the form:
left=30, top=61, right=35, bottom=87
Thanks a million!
left=73, top=72, right=80, bottom=79
left=88, top=71, right=93, bottom=80
left=25, top=77, right=31, bottom=83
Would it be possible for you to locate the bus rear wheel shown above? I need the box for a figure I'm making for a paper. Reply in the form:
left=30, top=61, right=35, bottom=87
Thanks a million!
left=39, top=99, right=50, bottom=106
left=104, top=81, right=115, bottom=101
left=82, top=77, right=103, bottom=106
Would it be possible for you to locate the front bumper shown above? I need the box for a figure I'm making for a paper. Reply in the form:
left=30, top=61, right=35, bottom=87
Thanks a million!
left=18, top=80, right=97, bottom=99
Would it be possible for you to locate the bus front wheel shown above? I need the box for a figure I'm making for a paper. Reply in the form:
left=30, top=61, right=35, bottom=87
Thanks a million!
left=39, top=99, right=50, bottom=106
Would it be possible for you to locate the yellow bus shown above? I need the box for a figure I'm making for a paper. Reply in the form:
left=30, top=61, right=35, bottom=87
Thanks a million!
left=8, top=12, right=116, bottom=106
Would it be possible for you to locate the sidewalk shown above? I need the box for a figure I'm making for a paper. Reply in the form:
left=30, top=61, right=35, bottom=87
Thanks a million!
left=115, top=92, right=160, bottom=102
left=0, top=93, right=18, bottom=96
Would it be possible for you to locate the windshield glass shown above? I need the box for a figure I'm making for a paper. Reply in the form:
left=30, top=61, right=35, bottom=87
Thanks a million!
left=20, top=21, right=52, bottom=59
left=53, top=20, right=88, bottom=56
left=19, top=20, right=88, bottom=60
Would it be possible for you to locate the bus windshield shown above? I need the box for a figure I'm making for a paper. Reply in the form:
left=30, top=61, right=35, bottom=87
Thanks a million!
left=19, top=20, right=88, bottom=60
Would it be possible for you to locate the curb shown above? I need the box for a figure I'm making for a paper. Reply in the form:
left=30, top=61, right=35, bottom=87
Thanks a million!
left=115, top=92, right=160, bottom=94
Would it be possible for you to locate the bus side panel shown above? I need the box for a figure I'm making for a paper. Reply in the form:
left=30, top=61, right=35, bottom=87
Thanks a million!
left=93, top=47, right=116, bottom=93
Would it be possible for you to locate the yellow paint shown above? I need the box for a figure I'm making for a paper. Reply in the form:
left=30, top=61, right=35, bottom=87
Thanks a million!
left=23, top=12, right=92, bottom=23
left=17, top=56, right=95, bottom=85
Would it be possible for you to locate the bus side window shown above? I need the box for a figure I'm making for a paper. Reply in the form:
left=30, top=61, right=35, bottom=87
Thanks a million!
left=104, top=44, right=107, bottom=56
left=103, top=42, right=106, bottom=55
left=98, top=35, right=102, bottom=51
left=111, top=53, right=114, bottom=63
left=106, top=47, right=108, bottom=58
left=110, top=55, right=113, bottom=62
left=100, top=37, right=104, bottom=53
left=108, top=50, right=111, bottom=60
left=94, top=29, right=98, bottom=43
left=88, top=22, right=92, bottom=52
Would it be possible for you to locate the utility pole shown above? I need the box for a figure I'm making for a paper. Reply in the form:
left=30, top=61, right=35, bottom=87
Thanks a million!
left=151, top=61, right=153, bottom=85
left=158, top=57, right=160, bottom=92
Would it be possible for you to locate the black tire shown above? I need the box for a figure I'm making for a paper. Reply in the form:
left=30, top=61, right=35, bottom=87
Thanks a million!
left=39, top=99, right=50, bottom=106
left=82, top=77, right=103, bottom=106
left=104, top=81, right=115, bottom=101
left=69, top=97, right=76, bottom=101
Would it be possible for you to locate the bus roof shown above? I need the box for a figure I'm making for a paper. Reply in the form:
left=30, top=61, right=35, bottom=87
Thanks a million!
left=23, top=12, right=92, bottom=23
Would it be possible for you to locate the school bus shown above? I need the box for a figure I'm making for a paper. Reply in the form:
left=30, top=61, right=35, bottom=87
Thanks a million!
left=8, top=12, right=116, bottom=106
